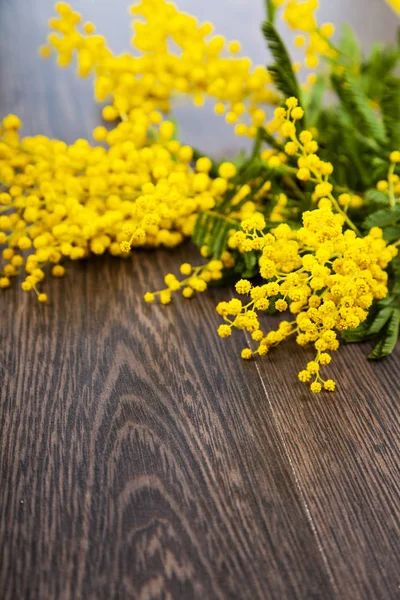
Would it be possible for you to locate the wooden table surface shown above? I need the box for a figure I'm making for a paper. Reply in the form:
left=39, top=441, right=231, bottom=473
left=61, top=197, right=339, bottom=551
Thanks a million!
left=1, top=1, right=400, bottom=599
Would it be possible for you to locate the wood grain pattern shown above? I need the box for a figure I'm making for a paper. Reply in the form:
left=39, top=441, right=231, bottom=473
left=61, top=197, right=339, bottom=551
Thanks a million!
left=0, top=1, right=399, bottom=599
left=251, top=331, right=400, bottom=600
left=0, top=250, right=336, bottom=600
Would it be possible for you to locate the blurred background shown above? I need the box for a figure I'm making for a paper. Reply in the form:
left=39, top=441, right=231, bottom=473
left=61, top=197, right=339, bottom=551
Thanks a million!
left=0, top=0, right=398, bottom=156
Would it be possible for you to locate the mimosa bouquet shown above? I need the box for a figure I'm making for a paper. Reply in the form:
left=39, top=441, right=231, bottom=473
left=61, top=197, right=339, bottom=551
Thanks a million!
left=1, top=0, right=400, bottom=393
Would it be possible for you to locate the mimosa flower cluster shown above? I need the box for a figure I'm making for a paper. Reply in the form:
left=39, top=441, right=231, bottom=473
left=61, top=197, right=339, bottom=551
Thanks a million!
left=268, top=97, right=364, bottom=225
left=217, top=201, right=397, bottom=393
left=42, top=1, right=279, bottom=136
left=0, top=112, right=241, bottom=294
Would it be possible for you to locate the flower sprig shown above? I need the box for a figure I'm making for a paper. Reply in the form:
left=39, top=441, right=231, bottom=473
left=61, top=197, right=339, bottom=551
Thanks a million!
left=144, top=250, right=235, bottom=304
left=217, top=200, right=397, bottom=392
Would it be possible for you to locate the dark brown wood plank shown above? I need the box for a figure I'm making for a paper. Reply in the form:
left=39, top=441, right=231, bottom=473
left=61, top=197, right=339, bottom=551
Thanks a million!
left=249, top=323, right=400, bottom=600
left=0, top=248, right=335, bottom=600
left=0, top=1, right=335, bottom=598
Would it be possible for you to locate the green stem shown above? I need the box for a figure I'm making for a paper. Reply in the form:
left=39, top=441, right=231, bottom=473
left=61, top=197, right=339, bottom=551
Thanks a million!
left=251, top=127, right=264, bottom=160
left=264, top=0, right=276, bottom=23
left=328, top=193, right=360, bottom=235
left=388, top=162, right=396, bottom=210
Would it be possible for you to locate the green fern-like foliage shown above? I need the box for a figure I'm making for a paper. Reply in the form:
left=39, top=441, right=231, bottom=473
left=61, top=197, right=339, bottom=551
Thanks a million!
left=192, top=211, right=240, bottom=259
left=381, top=77, right=400, bottom=149
left=262, top=21, right=302, bottom=103
left=331, top=72, right=387, bottom=146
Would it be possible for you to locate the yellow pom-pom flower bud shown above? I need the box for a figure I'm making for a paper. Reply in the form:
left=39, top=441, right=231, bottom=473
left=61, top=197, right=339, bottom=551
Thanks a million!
left=0, top=277, right=11, bottom=289
left=218, top=162, right=237, bottom=179
left=275, top=299, right=288, bottom=312
left=228, top=40, right=241, bottom=54
left=324, top=379, right=336, bottom=391
left=160, top=121, right=175, bottom=141
left=182, top=287, right=194, bottom=299
left=291, top=107, right=304, bottom=120
left=214, top=103, right=226, bottom=115
left=235, top=279, right=252, bottom=294
left=285, top=141, right=298, bottom=155
left=178, top=146, right=193, bottom=163
left=218, top=324, right=232, bottom=338
left=286, top=97, right=298, bottom=109
left=3, top=114, right=22, bottom=130
left=93, top=126, right=108, bottom=141
left=310, top=381, right=322, bottom=393
left=160, top=290, right=171, bottom=305
left=196, top=157, right=212, bottom=173
left=120, top=241, right=131, bottom=253
left=390, top=151, right=400, bottom=163
left=144, top=292, right=155, bottom=303
left=320, top=23, right=335, bottom=38
left=294, top=35, right=306, bottom=47
left=298, top=370, right=311, bottom=382
left=52, top=265, right=65, bottom=277
left=180, top=263, right=192, bottom=276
